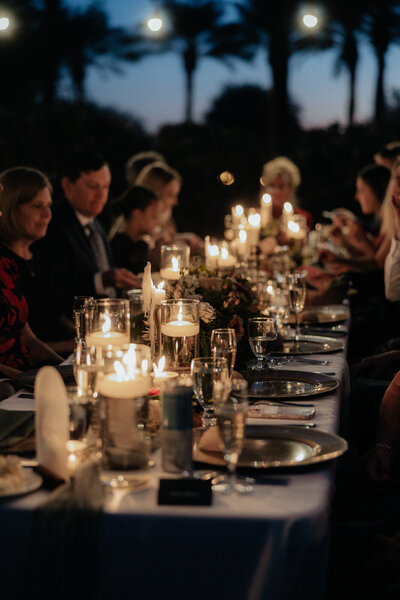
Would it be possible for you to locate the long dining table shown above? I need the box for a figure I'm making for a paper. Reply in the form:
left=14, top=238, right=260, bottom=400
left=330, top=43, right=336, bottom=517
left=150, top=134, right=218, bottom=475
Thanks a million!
left=0, top=312, right=350, bottom=600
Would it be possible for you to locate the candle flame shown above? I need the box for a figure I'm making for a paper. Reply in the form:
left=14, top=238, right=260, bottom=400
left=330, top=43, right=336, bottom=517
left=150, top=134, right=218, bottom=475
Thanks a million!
left=283, top=201, right=293, bottom=214
left=114, top=360, right=126, bottom=378
left=288, top=220, right=300, bottom=234
left=153, top=356, right=165, bottom=376
left=177, top=305, right=183, bottom=322
left=266, top=284, right=275, bottom=294
left=102, top=311, right=111, bottom=334
left=262, top=193, right=272, bottom=205
left=207, top=243, right=219, bottom=257
left=239, top=229, right=247, bottom=243
left=220, top=246, right=229, bottom=260
left=171, top=256, right=179, bottom=271
left=234, top=204, right=244, bottom=217
left=248, top=213, right=261, bottom=227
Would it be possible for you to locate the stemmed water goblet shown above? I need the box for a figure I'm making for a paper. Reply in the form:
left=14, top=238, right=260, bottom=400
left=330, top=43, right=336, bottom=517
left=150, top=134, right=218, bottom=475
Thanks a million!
left=190, top=357, right=230, bottom=428
left=247, top=316, right=278, bottom=370
left=212, top=378, right=254, bottom=494
left=287, top=272, right=307, bottom=345
left=210, top=328, right=237, bottom=377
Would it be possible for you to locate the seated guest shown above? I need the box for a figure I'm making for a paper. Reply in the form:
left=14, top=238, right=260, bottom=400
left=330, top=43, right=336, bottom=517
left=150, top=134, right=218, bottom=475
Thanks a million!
left=384, top=158, right=400, bottom=301
left=0, top=169, right=63, bottom=369
left=36, top=151, right=140, bottom=319
left=258, top=156, right=312, bottom=257
left=374, top=140, right=400, bottom=170
left=125, top=151, right=166, bottom=186
left=109, top=186, right=162, bottom=274
left=324, top=164, right=392, bottom=272
left=135, top=161, right=204, bottom=255
left=260, top=156, right=312, bottom=227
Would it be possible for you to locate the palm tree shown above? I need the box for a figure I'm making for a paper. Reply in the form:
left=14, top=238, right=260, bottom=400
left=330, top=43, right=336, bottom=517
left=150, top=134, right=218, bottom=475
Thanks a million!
left=63, top=6, right=130, bottom=103
left=235, top=0, right=322, bottom=149
left=323, top=0, right=367, bottom=127
left=140, top=0, right=254, bottom=124
left=364, top=0, right=400, bottom=122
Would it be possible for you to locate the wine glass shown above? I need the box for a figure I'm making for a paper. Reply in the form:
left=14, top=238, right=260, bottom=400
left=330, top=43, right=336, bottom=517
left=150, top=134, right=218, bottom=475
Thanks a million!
left=73, top=296, right=93, bottom=343
left=210, top=328, right=237, bottom=377
left=213, top=378, right=254, bottom=494
left=287, top=272, right=307, bottom=344
left=190, top=357, right=230, bottom=428
left=247, top=317, right=278, bottom=370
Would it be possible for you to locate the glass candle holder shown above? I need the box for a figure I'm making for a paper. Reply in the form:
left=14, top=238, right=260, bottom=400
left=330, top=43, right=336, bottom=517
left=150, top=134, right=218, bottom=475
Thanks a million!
left=161, top=299, right=200, bottom=372
left=85, top=298, right=130, bottom=351
left=160, top=242, right=190, bottom=281
left=97, top=344, right=152, bottom=472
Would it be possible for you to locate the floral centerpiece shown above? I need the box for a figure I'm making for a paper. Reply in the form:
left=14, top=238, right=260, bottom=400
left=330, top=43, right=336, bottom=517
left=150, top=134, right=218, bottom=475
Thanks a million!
left=163, top=259, right=257, bottom=370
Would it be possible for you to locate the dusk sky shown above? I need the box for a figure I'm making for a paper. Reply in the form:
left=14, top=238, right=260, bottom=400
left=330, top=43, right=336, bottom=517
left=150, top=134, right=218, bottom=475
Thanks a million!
left=68, top=0, right=400, bottom=133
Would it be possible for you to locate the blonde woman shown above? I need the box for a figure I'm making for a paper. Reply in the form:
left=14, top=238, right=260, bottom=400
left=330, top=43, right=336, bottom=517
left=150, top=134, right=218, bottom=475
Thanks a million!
left=260, top=156, right=312, bottom=227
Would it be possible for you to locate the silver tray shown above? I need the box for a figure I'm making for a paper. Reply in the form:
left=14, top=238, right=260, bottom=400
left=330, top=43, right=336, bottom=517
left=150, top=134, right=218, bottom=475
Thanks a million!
left=288, top=305, right=349, bottom=325
left=272, top=335, right=344, bottom=355
left=242, top=369, right=339, bottom=398
left=193, top=426, right=347, bottom=469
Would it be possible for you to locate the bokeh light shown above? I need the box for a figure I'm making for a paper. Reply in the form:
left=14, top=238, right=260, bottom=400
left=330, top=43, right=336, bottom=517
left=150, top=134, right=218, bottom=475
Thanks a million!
left=303, top=14, right=318, bottom=28
left=219, top=171, right=235, bottom=185
left=147, top=17, right=163, bottom=32
left=0, top=17, right=10, bottom=31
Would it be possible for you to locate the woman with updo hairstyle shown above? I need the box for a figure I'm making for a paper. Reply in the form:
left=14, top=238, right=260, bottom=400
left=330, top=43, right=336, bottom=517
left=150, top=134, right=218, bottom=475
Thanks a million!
left=0, top=167, right=62, bottom=373
left=125, top=151, right=166, bottom=187
left=109, top=185, right=162, bottom=273
left=260, top=156, right=312, bottom=228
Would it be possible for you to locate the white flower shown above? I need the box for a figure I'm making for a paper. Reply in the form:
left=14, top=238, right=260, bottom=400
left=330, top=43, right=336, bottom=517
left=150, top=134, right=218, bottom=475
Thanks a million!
left=199, top=302, right=216, bottom=324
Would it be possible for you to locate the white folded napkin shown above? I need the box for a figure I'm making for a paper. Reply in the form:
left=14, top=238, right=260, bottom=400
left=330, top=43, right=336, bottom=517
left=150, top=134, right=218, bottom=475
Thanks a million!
left=35, top=366, right=69, bottom=480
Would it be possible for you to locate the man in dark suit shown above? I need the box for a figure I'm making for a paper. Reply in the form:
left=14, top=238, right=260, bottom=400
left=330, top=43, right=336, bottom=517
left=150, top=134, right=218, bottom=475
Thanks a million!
left=37, top=151, right=139, bottom=319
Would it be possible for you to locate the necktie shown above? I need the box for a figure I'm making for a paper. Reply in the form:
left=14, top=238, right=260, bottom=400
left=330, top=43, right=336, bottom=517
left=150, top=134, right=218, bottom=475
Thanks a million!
left=86, top=222, right=110, bottom=272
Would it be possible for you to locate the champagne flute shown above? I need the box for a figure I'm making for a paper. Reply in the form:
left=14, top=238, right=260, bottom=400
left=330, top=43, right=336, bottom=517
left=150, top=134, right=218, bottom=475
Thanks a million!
left=190, top=357, right=229, bottom=428
left=210, top=328, right=237, bottom=377
left=73, top=295, right=93, bottom=343
left=247, top=317, right=278, bottom=370
left=287, top=272, right=307, bottom=344
left=213, top=378, right=254, bottom=494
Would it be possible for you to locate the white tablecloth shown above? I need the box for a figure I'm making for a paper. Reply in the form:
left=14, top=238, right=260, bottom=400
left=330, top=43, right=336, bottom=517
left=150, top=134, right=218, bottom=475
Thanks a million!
left=0, top=324, right=350, bottom=600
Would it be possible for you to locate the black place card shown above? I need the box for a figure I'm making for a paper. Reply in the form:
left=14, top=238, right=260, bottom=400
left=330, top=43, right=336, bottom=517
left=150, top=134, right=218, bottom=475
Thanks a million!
left=158, top=478, right=212, bottom=506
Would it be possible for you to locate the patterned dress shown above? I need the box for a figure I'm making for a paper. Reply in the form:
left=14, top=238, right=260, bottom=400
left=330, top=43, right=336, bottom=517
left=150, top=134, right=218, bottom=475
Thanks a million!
left=0, top=245, right=32, bottom=369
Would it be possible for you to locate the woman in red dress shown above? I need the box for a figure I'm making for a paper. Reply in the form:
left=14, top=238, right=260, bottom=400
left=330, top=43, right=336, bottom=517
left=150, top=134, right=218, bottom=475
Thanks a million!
left=0, top=168, right=62, bottom=371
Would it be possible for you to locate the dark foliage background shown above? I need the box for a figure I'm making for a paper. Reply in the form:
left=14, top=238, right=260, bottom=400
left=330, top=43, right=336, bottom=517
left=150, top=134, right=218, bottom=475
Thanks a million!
left=0, top=98, right=399, bottom=238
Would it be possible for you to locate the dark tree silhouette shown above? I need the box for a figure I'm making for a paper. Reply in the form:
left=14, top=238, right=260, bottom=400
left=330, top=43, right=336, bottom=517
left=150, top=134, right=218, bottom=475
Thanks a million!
left=135, top=0, right=254, bottom=125
left=234, top=0, right=326, bottom=150
left=321, top=0, right=367, bottom=127
left=364, top=0, right=400, bottom=122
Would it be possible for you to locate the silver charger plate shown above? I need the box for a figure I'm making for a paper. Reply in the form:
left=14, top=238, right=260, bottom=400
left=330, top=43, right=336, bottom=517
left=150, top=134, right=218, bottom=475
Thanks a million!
left=0, top=468, right=43, bottom=500
left=288, top=305, right=349, bottom=325
left=193, top=426, right=347, bottom=469
left=242, top=369, right=339, bottom=399
left=272, top=335, right=344, bottom=355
